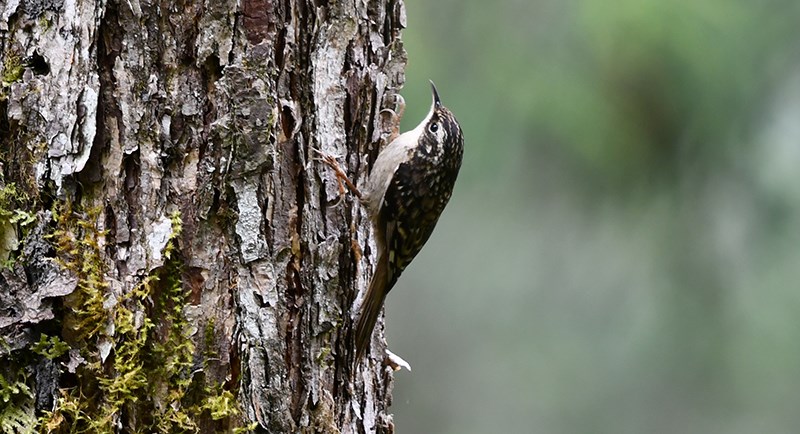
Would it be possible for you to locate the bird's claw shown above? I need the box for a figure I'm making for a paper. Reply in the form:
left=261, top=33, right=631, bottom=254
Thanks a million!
left=380, top=93, right=406, bottom=141
left=311, top=147, right=363, bottom=202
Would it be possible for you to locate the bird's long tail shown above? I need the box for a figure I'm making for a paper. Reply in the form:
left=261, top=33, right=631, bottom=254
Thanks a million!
left=355, top=250, right=390, bottom=359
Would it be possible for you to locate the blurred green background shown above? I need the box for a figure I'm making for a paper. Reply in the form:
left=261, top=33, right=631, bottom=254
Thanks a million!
left=387, top=1, right=800, bottom=433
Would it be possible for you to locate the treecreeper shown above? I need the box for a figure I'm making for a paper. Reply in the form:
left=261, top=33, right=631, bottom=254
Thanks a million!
left=320, top=82, right=464, bottom=361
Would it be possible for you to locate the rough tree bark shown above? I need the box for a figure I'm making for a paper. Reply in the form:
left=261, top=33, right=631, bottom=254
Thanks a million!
left=0, top=0, right=406, bottom=432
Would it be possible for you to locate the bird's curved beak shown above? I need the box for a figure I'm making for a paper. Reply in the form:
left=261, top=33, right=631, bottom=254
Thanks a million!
left=430, top=80, right=441, bottom=108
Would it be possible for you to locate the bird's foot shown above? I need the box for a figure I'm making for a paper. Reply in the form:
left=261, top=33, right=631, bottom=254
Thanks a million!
left=380, top=93, right=406, bottom=142
left=310, top=147, right=363, bottom=202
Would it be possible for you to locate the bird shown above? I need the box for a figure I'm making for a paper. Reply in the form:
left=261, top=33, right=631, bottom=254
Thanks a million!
left=353, top=81, right=464, bottom=359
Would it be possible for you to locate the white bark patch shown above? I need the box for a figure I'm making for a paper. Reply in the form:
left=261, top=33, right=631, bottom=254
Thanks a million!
left=48, top=82, right=100, bottom=185
left=312, top=19, right=358, bottom=186
left=113, top=57, right=141, bottom=155
left=237, top=261, right=279, bottom=340
left=0, top=0, right=21, bottom=30
left=14, top=271, right=77, bottom=326
left=3, top=0, right=102, bottom=189
left=46, top=77, right=99, bottom=185
left=176, top=148, right=199, bottom=196
left=196, top=0, right=236, bottom=66
left=146, top=215, right=174, bottom=268
left=97, top=336, right=113, bottom=363
left=125, top=0, right=143, bottom=17
left=160, top=114, right=172, bottom=143
left=313, top=236, right=345, bottom=327
left=80, top=86, right=99, bottom=154
left=237, top=260, right=291, bottom=426
left=181, top=97, right=200, bottom=116
left=232, top=180, right=268, bottom=263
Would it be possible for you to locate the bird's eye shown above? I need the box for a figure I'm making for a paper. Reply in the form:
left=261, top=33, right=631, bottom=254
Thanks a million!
left=429, top=122, right=439, bottom=133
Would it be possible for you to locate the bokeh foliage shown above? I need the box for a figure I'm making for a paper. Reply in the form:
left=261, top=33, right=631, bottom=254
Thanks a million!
left=390, top=1, right=800, bottom=433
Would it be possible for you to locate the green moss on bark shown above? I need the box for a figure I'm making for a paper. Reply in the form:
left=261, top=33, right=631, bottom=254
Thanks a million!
left=34, top=206, right=250, bottom=433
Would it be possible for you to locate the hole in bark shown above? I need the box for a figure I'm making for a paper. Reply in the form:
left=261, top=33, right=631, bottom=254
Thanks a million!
left=280, top=105, right=295, bottom=138
left=104, top=204, right=117, bottom=247
left=122, top=150, right=141, bottom=233
left=24, top=51, right=50, bottom=76
left=203, top=54, right=223, bottom=85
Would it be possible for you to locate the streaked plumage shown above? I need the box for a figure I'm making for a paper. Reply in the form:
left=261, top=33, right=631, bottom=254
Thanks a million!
left=355, top=82, right=464, bottom=359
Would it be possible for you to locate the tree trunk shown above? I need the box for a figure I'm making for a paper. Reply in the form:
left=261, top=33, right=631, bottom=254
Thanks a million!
left=0, top=0, right=406, bottom=432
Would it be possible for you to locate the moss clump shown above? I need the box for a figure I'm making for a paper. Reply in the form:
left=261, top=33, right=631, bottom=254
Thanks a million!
left=0, top=52, right=24, bottom=102
left=50, top=203, right=110, bottom=342
left=31, top=335, right=70, bottom=360
left=40, top=206, right=251, bottom=433
left=0, top=369, right=36, bottom=434
left=1, top=53, right=23, bottom=88
left=0, top=182, right=35, bottom=267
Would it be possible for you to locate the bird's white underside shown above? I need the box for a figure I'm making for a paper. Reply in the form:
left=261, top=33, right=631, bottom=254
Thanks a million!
left=363, top=97, right=436, bottom=214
